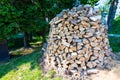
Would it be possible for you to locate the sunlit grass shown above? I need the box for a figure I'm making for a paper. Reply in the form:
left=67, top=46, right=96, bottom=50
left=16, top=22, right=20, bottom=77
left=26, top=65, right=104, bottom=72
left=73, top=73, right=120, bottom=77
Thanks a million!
left=0, top=51, right=42, bottom=80
left=0, top=48, right=62, bottom=80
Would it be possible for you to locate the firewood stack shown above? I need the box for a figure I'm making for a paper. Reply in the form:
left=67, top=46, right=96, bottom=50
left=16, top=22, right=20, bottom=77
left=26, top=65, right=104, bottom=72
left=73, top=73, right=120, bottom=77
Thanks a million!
left=40, top=5, right=113, bottom=80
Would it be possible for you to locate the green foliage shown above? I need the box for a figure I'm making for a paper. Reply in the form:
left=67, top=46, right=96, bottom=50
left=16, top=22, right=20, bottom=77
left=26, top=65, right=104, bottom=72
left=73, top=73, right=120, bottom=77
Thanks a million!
left=0, top=1, right=22, bottom=40
left=108, top=16, right=120, bottom=52
left=80, top=0, right=98, bottom=5
left=109, top=37, right=120, bottom=52
left=88, top=0, right=99, bottom=5
left=109, top=16, right=120, bottom=34
left=0, top=0, right=99, bottom=41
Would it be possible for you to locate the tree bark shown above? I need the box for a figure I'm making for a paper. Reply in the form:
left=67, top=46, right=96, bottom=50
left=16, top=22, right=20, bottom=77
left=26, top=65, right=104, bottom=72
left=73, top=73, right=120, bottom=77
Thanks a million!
left=0, top=39, right=9, bottom=61
left=107, top=0, right=118, bottom=31
left=39, top=0, right=48, bottom=43
left=29, top=32, right=33, bottom=42
left=24, top=32, right=30, bottom=48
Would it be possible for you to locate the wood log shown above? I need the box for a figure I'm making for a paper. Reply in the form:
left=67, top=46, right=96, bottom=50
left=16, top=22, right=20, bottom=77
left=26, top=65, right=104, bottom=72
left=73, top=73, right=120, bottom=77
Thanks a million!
left=66, top=53, right=71, bottom=60
left=79, top=57, right=86, bottom=62
left=78, top=17, right=89, bottom=21
left=63, top=14, right=68, bottom=19
left=69, top=48, right=74, bottom=53
left=75, top=60, right=82, bottom=64
left=71, top=52, right=77, bottom=59
left=73, top=72, right=81, bottom=78
left=87, top=62, right=93, bottom=68
left=54, top=19, right=63, bottom=24
left=73, top=38, right=82, bottom=43
left=87, top=69, right=99, bottom=74
left=83, top=39, right=89, bottom=44
left=92, top=25, right=100, bottom=28
left=70, top=63, right=78, bottom=69
left=84, top=53, right=90, bottom=61
left=66, top=36, right=73, bottom=43
left=79, top=26, right=85, bottom=31
left=89, top=22, right=98, bottom=26
left=74, top=26, right=79, bottom=30
left=59, top=44, right=66, bottom=50
left=62, top=64, right=68, bottom=68
left=90, top=56, right=98, bottom=61
left=81, top=21, right=90, bottom=27
left=77, top=43, right=83, bottom=50
left=89, top=15, right=101, bottom=21
left=70, top=46, right=77, bottom=52
left=65, top=47, right=69, bottom=53
left=62, top=39, right=70, bottom=47
left=58, top=23, right=63, bottom=27
left=77, top=50, right=84, bottom=55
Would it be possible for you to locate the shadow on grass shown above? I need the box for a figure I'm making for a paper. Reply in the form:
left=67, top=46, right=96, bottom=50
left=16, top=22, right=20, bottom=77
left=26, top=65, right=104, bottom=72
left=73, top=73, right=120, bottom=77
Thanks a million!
left=10, top=54, right=22, bottom=59
left=109, top=37, right=120, bottom=52
left=0, top=48, right=42, bottom=79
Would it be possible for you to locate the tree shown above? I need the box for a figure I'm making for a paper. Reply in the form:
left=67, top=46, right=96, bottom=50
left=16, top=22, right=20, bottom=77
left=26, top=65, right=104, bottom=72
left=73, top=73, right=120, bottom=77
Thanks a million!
left=80, top=0, right=98, bottom=5
left=12, top=0, right=38, bottom=47
left=107, top=0, right=118, bottom=31
left=0, top=1, right=21, bottom=40
left=0, top=0, right=100, bottom=49
left=0, top=0, right=21, bottom=61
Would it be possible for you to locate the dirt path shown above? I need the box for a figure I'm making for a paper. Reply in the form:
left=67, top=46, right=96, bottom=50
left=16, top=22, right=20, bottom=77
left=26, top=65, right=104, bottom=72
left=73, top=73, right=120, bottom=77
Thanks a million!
left=91, top=53, right=120, bottom=80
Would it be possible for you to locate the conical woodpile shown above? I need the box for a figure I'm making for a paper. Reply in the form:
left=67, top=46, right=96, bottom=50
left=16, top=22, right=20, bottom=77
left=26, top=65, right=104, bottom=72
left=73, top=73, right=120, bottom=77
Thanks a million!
left=40, top=5, right=113, bottom=80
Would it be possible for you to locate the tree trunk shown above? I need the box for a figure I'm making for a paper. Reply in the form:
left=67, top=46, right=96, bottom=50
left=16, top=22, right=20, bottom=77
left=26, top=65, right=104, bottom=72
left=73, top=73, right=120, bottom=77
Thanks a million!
left=0, top=39, right=9, bottom=61
left=29, top=32, right=33, bottom=42
left=42, top=35, right=47, bottom=43
left=107, top=0, right=118, bottom=31
left=24, top=32, right=30, bottom=48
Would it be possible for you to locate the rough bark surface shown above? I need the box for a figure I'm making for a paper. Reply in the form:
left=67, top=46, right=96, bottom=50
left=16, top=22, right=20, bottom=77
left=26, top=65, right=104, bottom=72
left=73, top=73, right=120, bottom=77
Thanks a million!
left=107, top=0, right=118, bottom=31
left=24, top=32, right=30, bottom=48
left=0, top=39, right=9, bottom=61
left=40, top=5, right=113, bottom=80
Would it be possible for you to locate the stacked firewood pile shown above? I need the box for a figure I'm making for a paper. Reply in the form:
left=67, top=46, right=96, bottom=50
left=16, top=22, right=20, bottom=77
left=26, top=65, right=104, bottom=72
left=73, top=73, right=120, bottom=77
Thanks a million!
left=40, top=5, right=113, bottom=80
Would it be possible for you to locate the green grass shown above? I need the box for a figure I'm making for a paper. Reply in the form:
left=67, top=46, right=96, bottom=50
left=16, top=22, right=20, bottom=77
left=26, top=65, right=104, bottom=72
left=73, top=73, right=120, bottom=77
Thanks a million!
left=0, top=50, right=42, bottom=80
left=109, top=37, right=120, bottom=52
left=0, top=48, right=62, bottom=80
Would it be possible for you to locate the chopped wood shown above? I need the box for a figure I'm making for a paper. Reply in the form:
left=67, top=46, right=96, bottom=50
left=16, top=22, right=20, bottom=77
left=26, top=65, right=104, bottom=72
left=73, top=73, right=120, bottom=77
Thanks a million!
left=71, top=52, right=77, bottom=59
left=74, top=26, right=79, bottom=30
left=65, top=47, right=69, bottom=53
left=87, top=62, right=93, bottom=68
left=54, top=19, right=63, bottom=24
left=73, top=39, right=82, bottom=43
left=81, top=21, right=90, bottom=27
left=89, top=15, right=101, bottom=21
left=40, top=5, right=113, bottom=80
left=87, top=69, right=99, bottom=74
left=62, top=40, right=70, bottom=47
left=70, top=46, right=77, bottom=52
left=89, top=22, right=98, bottom=26
left=59, top=44, right=66, bottom=50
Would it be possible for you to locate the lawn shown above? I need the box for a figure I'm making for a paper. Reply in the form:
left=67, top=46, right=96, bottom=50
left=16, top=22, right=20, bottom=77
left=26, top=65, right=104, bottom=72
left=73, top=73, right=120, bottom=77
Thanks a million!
left=0, top=48, right=42, bottom=80
left=0, top=47, right=61, bottom=80
left=109, top=37, right=120, bottom=52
